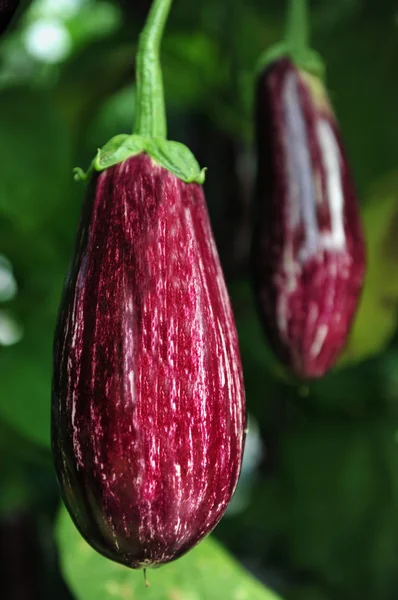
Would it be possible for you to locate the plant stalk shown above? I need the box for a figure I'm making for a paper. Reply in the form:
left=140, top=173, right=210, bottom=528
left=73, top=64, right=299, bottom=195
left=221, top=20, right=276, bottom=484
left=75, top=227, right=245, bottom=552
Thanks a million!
left=133, top=0, right=173, bottom=138
left=285, top=0, right=309, bottom=57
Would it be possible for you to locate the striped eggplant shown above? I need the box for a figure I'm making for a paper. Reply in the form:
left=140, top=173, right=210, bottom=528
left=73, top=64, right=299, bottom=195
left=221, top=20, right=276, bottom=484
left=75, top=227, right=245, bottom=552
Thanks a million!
left=252, top=58, right=366, bottom=379
left=52, top=153, right=246, bottom=569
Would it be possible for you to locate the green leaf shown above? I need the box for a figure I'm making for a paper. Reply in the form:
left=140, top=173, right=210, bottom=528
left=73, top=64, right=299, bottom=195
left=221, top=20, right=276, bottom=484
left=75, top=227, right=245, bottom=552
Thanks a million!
left=56, top=507, right=281, bottom=600
left=340, top=172, right=398, bottom=366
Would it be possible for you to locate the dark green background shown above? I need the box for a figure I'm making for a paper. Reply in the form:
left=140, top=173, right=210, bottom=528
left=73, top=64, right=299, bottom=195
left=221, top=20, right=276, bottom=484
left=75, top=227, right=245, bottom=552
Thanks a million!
left=1, top=1, right=398, bottom=599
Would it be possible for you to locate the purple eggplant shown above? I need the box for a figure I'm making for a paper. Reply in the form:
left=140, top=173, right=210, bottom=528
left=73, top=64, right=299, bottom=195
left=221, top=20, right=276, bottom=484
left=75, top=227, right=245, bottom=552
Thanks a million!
left=52, top=154, right=246, bottom=569
left=252, top=58, right=366, bottom=379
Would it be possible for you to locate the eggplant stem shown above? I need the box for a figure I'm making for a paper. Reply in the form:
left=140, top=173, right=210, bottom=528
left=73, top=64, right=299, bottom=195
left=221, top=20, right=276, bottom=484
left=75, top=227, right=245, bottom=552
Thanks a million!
left=285, top=0, right=309, bottom=56
left=134, top=0, right=173, bottom=139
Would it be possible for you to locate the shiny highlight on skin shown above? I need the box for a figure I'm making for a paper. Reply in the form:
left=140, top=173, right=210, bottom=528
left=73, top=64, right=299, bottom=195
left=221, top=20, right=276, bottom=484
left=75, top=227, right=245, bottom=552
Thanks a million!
left=52, top=154, right=246, bottom=569
left=252, top=58, right=366, bottom=379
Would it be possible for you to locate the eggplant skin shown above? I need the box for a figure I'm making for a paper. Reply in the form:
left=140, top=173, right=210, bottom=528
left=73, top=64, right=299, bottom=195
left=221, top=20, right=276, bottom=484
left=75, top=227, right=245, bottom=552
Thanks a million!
left=52, top=154, right=246, bottom=569
left=0, top=1, right=19, bottom=34
left=252, top=58, right=366, bottom=379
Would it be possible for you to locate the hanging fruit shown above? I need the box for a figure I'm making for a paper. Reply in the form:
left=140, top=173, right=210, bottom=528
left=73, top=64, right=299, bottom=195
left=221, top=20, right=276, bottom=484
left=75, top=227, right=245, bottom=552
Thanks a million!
left=52, top=0, right=246, bottom=571
left=251, top=0, right=366, bottom=379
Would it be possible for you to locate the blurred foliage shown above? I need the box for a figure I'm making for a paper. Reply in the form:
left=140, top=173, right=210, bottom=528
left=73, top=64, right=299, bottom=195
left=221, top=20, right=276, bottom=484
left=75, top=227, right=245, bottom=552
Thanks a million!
left=0, top=0, right=397, bottom=599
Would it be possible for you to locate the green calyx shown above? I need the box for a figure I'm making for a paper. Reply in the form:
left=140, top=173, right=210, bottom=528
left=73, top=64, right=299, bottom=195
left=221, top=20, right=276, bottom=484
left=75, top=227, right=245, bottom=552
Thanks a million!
left=258, top=43, right=324, bottom=78
left=75, top=0, right=206, bottom=185
left=73, top=134, right=206, bottom=184
left=258, top=0, right=325, bottom=78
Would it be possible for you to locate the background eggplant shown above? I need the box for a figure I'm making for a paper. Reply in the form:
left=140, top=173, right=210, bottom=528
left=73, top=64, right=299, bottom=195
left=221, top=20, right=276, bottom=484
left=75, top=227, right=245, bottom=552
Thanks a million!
left=51, top=0, right=246, bottom=571
left=252, top=58, right=366, bottom=379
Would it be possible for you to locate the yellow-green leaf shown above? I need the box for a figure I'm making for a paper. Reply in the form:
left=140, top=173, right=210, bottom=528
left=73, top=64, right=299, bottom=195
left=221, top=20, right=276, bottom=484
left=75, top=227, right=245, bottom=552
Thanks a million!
left=56, top=507, right=282, bottom=600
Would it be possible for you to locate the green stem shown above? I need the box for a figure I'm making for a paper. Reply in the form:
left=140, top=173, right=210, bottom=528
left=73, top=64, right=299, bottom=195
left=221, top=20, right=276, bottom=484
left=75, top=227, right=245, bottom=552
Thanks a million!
left=284, top=0, right=309, bottom=57
left=133, top=0, right=173, bottom=138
